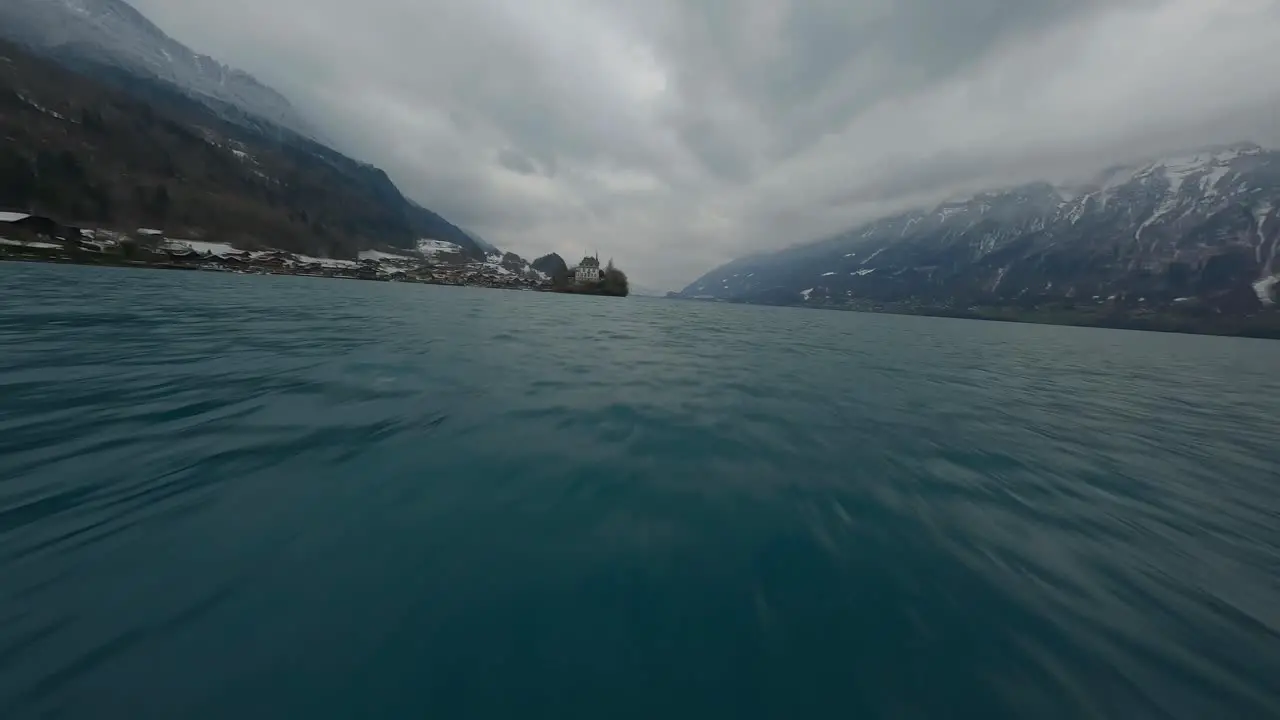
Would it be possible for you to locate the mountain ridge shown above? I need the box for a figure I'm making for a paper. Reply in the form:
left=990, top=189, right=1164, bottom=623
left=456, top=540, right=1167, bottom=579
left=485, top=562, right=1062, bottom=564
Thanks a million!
left=0, top=36, right=484, bottom=259
left=0, top=0, right=490, bottom=259
left=681, top=143, right=1280, bottom=316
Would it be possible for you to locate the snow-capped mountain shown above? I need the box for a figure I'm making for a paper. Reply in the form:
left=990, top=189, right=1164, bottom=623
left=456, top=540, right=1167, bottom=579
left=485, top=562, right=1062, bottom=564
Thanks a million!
left=682, top=143, right=1279, bottom=313
left=0, top=0, right=311, bottom=137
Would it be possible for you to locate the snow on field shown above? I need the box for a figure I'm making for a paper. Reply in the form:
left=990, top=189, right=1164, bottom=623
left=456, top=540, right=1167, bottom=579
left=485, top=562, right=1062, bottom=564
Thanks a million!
left=137, top=228, right=164, bottom=236
left=479, top=260, right=513, bottom=275
left=417, top=239, right=463, bottom=256
left=0, top=211, right=31, bottom=223
left=359, top=249, right=415, bottom=262
left=801, top=288, right=814, bottom=300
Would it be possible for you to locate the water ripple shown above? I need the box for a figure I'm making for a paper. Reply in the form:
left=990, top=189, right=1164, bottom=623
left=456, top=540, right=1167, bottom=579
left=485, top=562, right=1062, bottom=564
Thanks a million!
left=1, top=263, right=1279, bottom=718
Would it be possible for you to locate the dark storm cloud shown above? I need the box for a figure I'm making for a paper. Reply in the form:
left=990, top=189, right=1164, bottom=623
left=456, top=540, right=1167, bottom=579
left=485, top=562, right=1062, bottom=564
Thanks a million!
left=131, top=0, right=1280, bottom=289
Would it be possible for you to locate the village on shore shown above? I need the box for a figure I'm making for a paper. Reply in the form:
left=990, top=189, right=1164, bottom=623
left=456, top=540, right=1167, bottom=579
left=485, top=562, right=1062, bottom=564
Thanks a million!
left=0, top=210, right=625, bottom=294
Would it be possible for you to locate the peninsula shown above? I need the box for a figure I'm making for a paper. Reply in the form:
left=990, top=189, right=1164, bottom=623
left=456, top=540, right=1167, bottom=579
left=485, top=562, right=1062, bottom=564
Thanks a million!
left=0, top=212, right=638, bottom=297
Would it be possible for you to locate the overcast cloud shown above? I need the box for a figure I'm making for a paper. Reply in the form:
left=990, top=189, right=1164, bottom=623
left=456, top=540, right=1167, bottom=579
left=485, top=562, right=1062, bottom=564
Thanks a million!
left=131, top=0, right=1280, bottom=289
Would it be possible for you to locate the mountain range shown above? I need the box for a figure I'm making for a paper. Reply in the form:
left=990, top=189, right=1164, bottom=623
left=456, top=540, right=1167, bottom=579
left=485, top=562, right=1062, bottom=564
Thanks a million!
left=0, top=0, right=487, bottom=259
left=682, top=143, right=1279, bottom=316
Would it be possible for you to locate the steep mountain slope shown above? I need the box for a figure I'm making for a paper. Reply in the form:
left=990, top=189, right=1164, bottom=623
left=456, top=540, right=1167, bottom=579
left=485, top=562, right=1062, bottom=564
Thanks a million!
left=461, top=227, right=501, bottom=255
left=0, top=0, right=310, bottom=138
left=683, top=144, right=1279, bottom=313
left=0, top=38, right=482, bottom=258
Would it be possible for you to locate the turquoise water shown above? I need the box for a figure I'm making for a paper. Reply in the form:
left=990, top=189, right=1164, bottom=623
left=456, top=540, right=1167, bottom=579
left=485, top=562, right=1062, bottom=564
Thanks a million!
left=2, top=262, right=1279, bottom=719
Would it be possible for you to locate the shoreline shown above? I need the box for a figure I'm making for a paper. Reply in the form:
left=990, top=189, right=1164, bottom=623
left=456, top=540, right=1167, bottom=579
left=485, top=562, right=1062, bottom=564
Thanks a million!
left=0, top=254, right=629, bottom=297
left=672, top=296, right=1280, bottom=340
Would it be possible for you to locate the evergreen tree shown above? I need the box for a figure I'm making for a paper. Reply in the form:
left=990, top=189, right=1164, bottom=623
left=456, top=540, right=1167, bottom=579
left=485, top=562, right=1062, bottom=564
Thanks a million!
left=0, top=149, right=36, bottom=207
left=151, top=185, right=171, bottom=219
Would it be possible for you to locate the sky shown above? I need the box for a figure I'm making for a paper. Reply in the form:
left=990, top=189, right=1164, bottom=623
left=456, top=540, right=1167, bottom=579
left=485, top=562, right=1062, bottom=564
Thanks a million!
left=130, top=0, right=1280, bottom=290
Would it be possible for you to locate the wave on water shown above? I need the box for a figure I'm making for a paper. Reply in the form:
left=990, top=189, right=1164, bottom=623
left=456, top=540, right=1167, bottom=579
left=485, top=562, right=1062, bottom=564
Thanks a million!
left=2, top=263, right=1279, bottom=718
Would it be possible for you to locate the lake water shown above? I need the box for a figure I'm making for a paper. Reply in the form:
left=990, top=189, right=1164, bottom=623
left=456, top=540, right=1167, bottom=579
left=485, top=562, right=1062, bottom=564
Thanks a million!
left=2, top=262, right=1279, bottom=719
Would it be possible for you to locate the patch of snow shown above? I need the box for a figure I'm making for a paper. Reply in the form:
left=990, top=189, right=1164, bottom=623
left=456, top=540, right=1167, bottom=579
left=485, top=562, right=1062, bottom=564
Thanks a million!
left=843, top=252, right=856, bottom=258
left=1253, top=203, right=1273, bottom=266
left=800, top=288, right=814, bottom=300
left=358, top=249, right=415, bottom=262
left=231, top=149, right=252, bottom=162
left=1093, top=166, right=1143, bottom=209
left=901, top=216, right=922, bottom=237
left=822, top=271, right=836, bottom=276
left=137, top=228, right=164, bottom=236
left=0, top=238, right=62, bottom=250
left=0, top=212, right=31, bottom=223
left=1066, top=193, right=1095, bottom=224
left=992, top=266, right=1009, bottom=290
left=1254, top=275, right=1279, bottom=306
left=854, top=268, right=876, bottom=277
left=18, top=94, right=68, bottom=121
left=1200, top=166, right=1232, bottom=196
left=861, top=247, right=886, bottom=266
left=417, top=239, right=463, bottom=256
left=1134, top=196, right=1180, bottom=242
left=292, top=254, right=359, bottom=269
left=78, top=240, right=112, bottom=253
left=81, top=233, right=116, bottom=247
left=175, top=240, right=238, bottom=256
left=1157, top=156, right=1203, bottom=196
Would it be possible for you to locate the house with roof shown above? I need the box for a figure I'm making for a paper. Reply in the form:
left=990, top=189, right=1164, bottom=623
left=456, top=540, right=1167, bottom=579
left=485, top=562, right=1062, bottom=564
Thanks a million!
left=575, top=255, right=601, bottom=283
